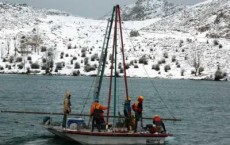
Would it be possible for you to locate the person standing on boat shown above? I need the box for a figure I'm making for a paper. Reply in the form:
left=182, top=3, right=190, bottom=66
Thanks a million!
left=62, top=91, right=71, bottom=128
left=132, top=96, right=144, bottom=132
left=124, top=96, right=132, bottom=131
left=90, top=100, right=107, bottom=132
left=153, top=115, right=166, bottom=133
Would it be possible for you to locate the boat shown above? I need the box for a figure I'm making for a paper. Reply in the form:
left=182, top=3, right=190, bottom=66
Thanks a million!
left=43, top=5, right=175, bottom=145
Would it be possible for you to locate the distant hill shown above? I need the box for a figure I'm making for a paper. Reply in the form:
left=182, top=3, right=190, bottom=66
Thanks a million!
left=144, top=0, right=230, bottom=39
left=122, top=0, right=185, bottom=20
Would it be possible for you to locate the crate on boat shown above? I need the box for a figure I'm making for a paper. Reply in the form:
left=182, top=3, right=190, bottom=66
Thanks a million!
left=67, top=117, right=85, bottom=129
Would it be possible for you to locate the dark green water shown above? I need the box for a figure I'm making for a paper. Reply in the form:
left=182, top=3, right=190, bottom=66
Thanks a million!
left=0, top=74, right=230, bottom=145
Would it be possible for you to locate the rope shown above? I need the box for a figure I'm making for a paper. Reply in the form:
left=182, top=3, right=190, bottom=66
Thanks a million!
left=80, top=77, right=96, bottom=115
left=142, top=64, right=176, bottom=119
left=122, top=24, right=176, bottom=119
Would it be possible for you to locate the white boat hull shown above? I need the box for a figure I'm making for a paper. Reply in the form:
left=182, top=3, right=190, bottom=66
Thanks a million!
left=45, top=126, right=171, bottom=145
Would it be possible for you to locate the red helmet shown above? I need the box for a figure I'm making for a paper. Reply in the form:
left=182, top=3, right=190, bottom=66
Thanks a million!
left=138, top=96, right=144, bottom=102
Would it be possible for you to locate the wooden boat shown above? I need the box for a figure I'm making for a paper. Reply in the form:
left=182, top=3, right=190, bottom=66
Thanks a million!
left=43, top=5, right=175, bottom=145
left=44, top=125, right=172, bottom=144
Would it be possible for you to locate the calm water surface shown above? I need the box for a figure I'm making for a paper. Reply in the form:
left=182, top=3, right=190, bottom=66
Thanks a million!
left=0, top=74, right=230, bottom=145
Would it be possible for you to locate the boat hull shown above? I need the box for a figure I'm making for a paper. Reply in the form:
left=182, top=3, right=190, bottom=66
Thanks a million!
left=44, top=126, right=172, bottom=145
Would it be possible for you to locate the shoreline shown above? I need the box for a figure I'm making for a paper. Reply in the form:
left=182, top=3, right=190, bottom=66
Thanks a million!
left=0, top=72, right=228, bottom=82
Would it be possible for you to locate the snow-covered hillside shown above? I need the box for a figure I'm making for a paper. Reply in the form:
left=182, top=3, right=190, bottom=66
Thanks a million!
left=0, top=1, right=229, bottom=81
left=145, top=0, right=230, bottom=39
left=122, top=0, right=185, bottom=20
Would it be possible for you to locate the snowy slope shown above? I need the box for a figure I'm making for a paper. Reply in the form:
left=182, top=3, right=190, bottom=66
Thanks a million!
left=145, top=0, right=230, bottom=39
left=122, top=0, right=184, bottom=20
left=0, top=1, right=229, bottom=81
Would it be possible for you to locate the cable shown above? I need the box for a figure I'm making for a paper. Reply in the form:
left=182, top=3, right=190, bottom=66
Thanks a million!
left=80, top=76, right=96, bottom=115
left=122, top=22, right=176, bottom=119
left=142, top=64, right=176, bottom=119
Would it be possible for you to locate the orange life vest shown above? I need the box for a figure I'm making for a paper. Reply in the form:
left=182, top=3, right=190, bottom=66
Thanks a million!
left=132, top=101, right=142, bottom=113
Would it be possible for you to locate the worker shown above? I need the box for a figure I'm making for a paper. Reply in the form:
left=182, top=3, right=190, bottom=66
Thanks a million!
left=132, top=96, right=144, bottom=132
left=90, top=100, right=107, bottom=132
left=62, top=91, right=71, bottom=128
left=124, top=96, right=132, bottom=131
left=153, top=115, right=166, bottom=133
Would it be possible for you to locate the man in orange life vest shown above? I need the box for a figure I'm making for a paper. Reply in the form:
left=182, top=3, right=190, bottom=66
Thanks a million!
left=153, top=115, right=166, bottom=133
left=132, top=96, right=144, bottom=132
left=90, top=100, right=107, bottom=132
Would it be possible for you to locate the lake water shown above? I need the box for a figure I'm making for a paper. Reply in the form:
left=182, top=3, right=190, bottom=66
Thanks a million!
left=0, top=74, right=230, bottom=145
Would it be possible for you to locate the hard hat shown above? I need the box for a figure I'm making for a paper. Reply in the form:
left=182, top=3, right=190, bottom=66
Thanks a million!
left=138, top=96, right=144, bottom=101
left=65, top=91, right=71, bottom=97
left=154, top=115, right=160, bottom=118
left=127, top=96, right=132, bottom=101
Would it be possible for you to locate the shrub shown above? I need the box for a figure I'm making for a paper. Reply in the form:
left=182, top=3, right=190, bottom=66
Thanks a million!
left=65, top=54, right=69, bottom=57
left=184, top=56, right=188, bottom=60
left=120, top=68, right=123, bottom=73
left=214, top=66, right=226, bottom=80
left=219, top=44, right=223, bottom=48
left=139, top=56, right=148, bottom=64
left=56, top=62, right=63, bottom=70
left=74, top=62, right=80, bottom=69
left=31, top=63, right=40, bottom=69
left=15, top=57, right=22, bottom=62
left=26, top=67, right=31, bottom=74
left=81, top=52, right=86, bottom=57
left=198, top=67, right=204, bottom=75
left=84, top=57, right=89, bottom=65
left=213, top=40, right=219, bottom=46
left=130, top=60, right=134, bottom=66
left=172, top=55, right=176, bottom=62
left=73, top=56, right=77, bottom=60
left=164, top=65, right=171, bottom=72
left=41, top=46, right=47, bottom=52
left=67, top=44, right=72, bottom=49
left=163, top=52, right=168, bottom=58
left=181, top=69, right=185, bottom=76
left=17, top=64, right=23, bottom=69
left=118, top=63, right=122, bottom=69
left=27, top=56, right=32, bottom=61
left=152, top=64, right=160, bottom=71
left=125, top=63, right=130, bottom=69
left=191, top=70, right=196, bottom=75
left=179, top=40, right=183, bottom=47
left=214, top=70, right=223, bottom=80
left=158, top=58, right=165, bottom=64
left=42, top=58, right=46, bottom=63
left=41, top=65, right=47, bottom=70
left=134, top=64, right=139, bottom=68
left=0, top=66, right=3, bottom=70
left=3, top=58, right=7, bottom=62
left=84, top=64, right=96, bottom=72
left=48, top=51, right=53, bottom=57
left=9, top=56, right=14, bottom=63
left=73, top=70, right=80, bottom=76
left=91, top=54, right=98, bottom=61
left=130, top=30, right=140, bottom=37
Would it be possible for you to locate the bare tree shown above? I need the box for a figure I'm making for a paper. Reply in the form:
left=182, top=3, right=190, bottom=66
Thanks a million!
left=31, top=34, right=42, bottom=54
left=13, top=37, right=17, bottom=56
left=19, top=38, right=27, bottom=56
left=45, top=48, right=55, bottom=74
left=6, top=38, right=10, bottom=55
left=188, top=44, right=203, bottom=76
